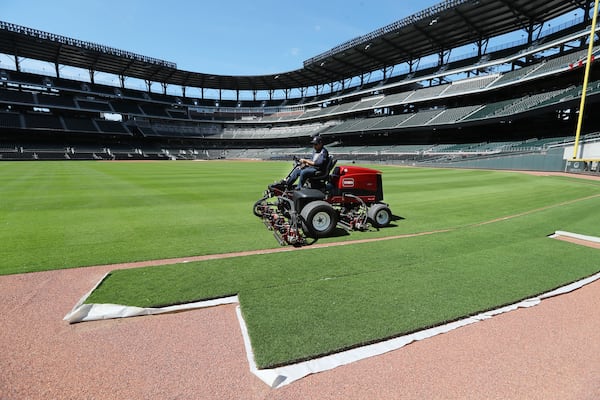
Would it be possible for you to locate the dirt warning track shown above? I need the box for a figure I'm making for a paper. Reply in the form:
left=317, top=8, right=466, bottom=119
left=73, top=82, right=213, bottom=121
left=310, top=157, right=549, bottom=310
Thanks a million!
left=1, top=255, right=599, bottom=399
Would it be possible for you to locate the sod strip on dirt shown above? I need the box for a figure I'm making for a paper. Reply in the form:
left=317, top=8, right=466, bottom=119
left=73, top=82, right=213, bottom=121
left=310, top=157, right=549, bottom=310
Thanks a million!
left=84, top=196, right=600, bottom=368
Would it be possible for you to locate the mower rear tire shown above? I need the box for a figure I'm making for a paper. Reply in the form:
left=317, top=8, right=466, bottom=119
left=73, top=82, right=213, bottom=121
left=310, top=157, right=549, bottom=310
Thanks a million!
left=368, top=203, right=392, bottom=228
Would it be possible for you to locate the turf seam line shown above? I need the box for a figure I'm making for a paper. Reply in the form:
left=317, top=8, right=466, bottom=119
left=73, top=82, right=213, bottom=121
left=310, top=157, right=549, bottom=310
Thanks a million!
left=69, top=193, right=600, bottom=273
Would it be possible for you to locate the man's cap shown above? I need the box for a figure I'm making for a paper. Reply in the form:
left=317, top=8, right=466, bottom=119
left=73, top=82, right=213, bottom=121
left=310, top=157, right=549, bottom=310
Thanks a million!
left=310, top=136, right=323, bottom=144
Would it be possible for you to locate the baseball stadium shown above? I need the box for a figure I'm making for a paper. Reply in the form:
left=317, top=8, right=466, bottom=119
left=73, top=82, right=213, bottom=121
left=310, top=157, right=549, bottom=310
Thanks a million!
left=1, top=0, right=599, bottom=398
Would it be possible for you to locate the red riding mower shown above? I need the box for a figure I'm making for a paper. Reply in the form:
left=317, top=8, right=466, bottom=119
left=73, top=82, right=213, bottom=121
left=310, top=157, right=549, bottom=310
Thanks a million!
left=253, top=156, right=393, bottom=246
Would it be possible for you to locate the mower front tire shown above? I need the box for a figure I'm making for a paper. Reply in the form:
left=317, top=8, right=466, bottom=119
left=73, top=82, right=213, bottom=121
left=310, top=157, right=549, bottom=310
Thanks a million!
left=253, top=200, right=264, bottom=217
left=300, top=201, right=338, bottom=238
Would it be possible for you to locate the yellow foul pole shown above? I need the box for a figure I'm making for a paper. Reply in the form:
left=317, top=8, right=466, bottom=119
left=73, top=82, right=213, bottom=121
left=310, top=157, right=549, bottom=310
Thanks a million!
left=573, top=0, right=600, bottom=159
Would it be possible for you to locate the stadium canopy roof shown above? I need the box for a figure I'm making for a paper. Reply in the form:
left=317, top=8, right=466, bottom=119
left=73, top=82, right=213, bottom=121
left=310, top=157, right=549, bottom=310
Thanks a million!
left=0, top=0, right=590, bottom=92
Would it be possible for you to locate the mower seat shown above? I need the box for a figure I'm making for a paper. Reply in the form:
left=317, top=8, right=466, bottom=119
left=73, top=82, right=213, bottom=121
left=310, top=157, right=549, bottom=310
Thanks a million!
left=307, top=156, right=337, bottom=190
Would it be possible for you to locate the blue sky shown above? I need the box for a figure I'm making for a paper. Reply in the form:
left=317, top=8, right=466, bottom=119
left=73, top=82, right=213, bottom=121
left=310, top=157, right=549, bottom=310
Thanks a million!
left=2, top=0, right=441, bottom=76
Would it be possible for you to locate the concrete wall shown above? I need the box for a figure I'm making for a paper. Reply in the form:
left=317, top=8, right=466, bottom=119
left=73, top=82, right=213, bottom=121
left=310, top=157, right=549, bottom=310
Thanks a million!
left=424, top=148, right=567, bottom=171
left=563, top=141, right=600, bottom=160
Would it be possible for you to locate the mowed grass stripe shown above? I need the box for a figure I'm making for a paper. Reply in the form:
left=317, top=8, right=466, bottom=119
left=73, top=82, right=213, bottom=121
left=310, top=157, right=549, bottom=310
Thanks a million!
left=1, top=161, right=598, bottom=275
left=1, top=161, right=285, bottom=274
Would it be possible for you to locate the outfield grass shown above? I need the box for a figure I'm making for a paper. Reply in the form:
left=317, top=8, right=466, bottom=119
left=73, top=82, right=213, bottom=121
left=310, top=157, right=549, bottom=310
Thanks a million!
left=1, top=160, right=290, bottom=274
left=2, top=161, right=600, bottom=368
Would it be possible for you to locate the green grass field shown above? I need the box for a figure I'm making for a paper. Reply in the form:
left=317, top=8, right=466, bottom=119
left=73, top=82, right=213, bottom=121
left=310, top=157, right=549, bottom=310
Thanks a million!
left=2, top=160, right=599, bottom=368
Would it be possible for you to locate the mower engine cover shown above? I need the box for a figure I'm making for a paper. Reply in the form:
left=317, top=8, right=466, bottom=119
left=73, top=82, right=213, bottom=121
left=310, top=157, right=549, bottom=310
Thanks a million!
left=330, top=165, right=384, bottom=202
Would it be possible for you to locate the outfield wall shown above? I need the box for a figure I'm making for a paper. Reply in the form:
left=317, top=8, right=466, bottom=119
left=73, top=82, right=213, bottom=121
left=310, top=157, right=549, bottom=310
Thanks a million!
left=412, top=148, right=568, bottom=171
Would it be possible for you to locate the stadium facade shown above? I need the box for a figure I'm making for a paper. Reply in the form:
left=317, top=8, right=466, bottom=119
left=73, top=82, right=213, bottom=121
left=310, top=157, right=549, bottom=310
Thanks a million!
left=0, top=0, right=599, bottom=172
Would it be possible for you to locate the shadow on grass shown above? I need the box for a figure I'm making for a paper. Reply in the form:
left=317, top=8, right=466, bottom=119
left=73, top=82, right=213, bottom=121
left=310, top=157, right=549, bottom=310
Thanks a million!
left=329, top=227, right=352, bottom=238
left=315, top=214, right=405, bottom=242
left=374, top=214, right=404, bottom=230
